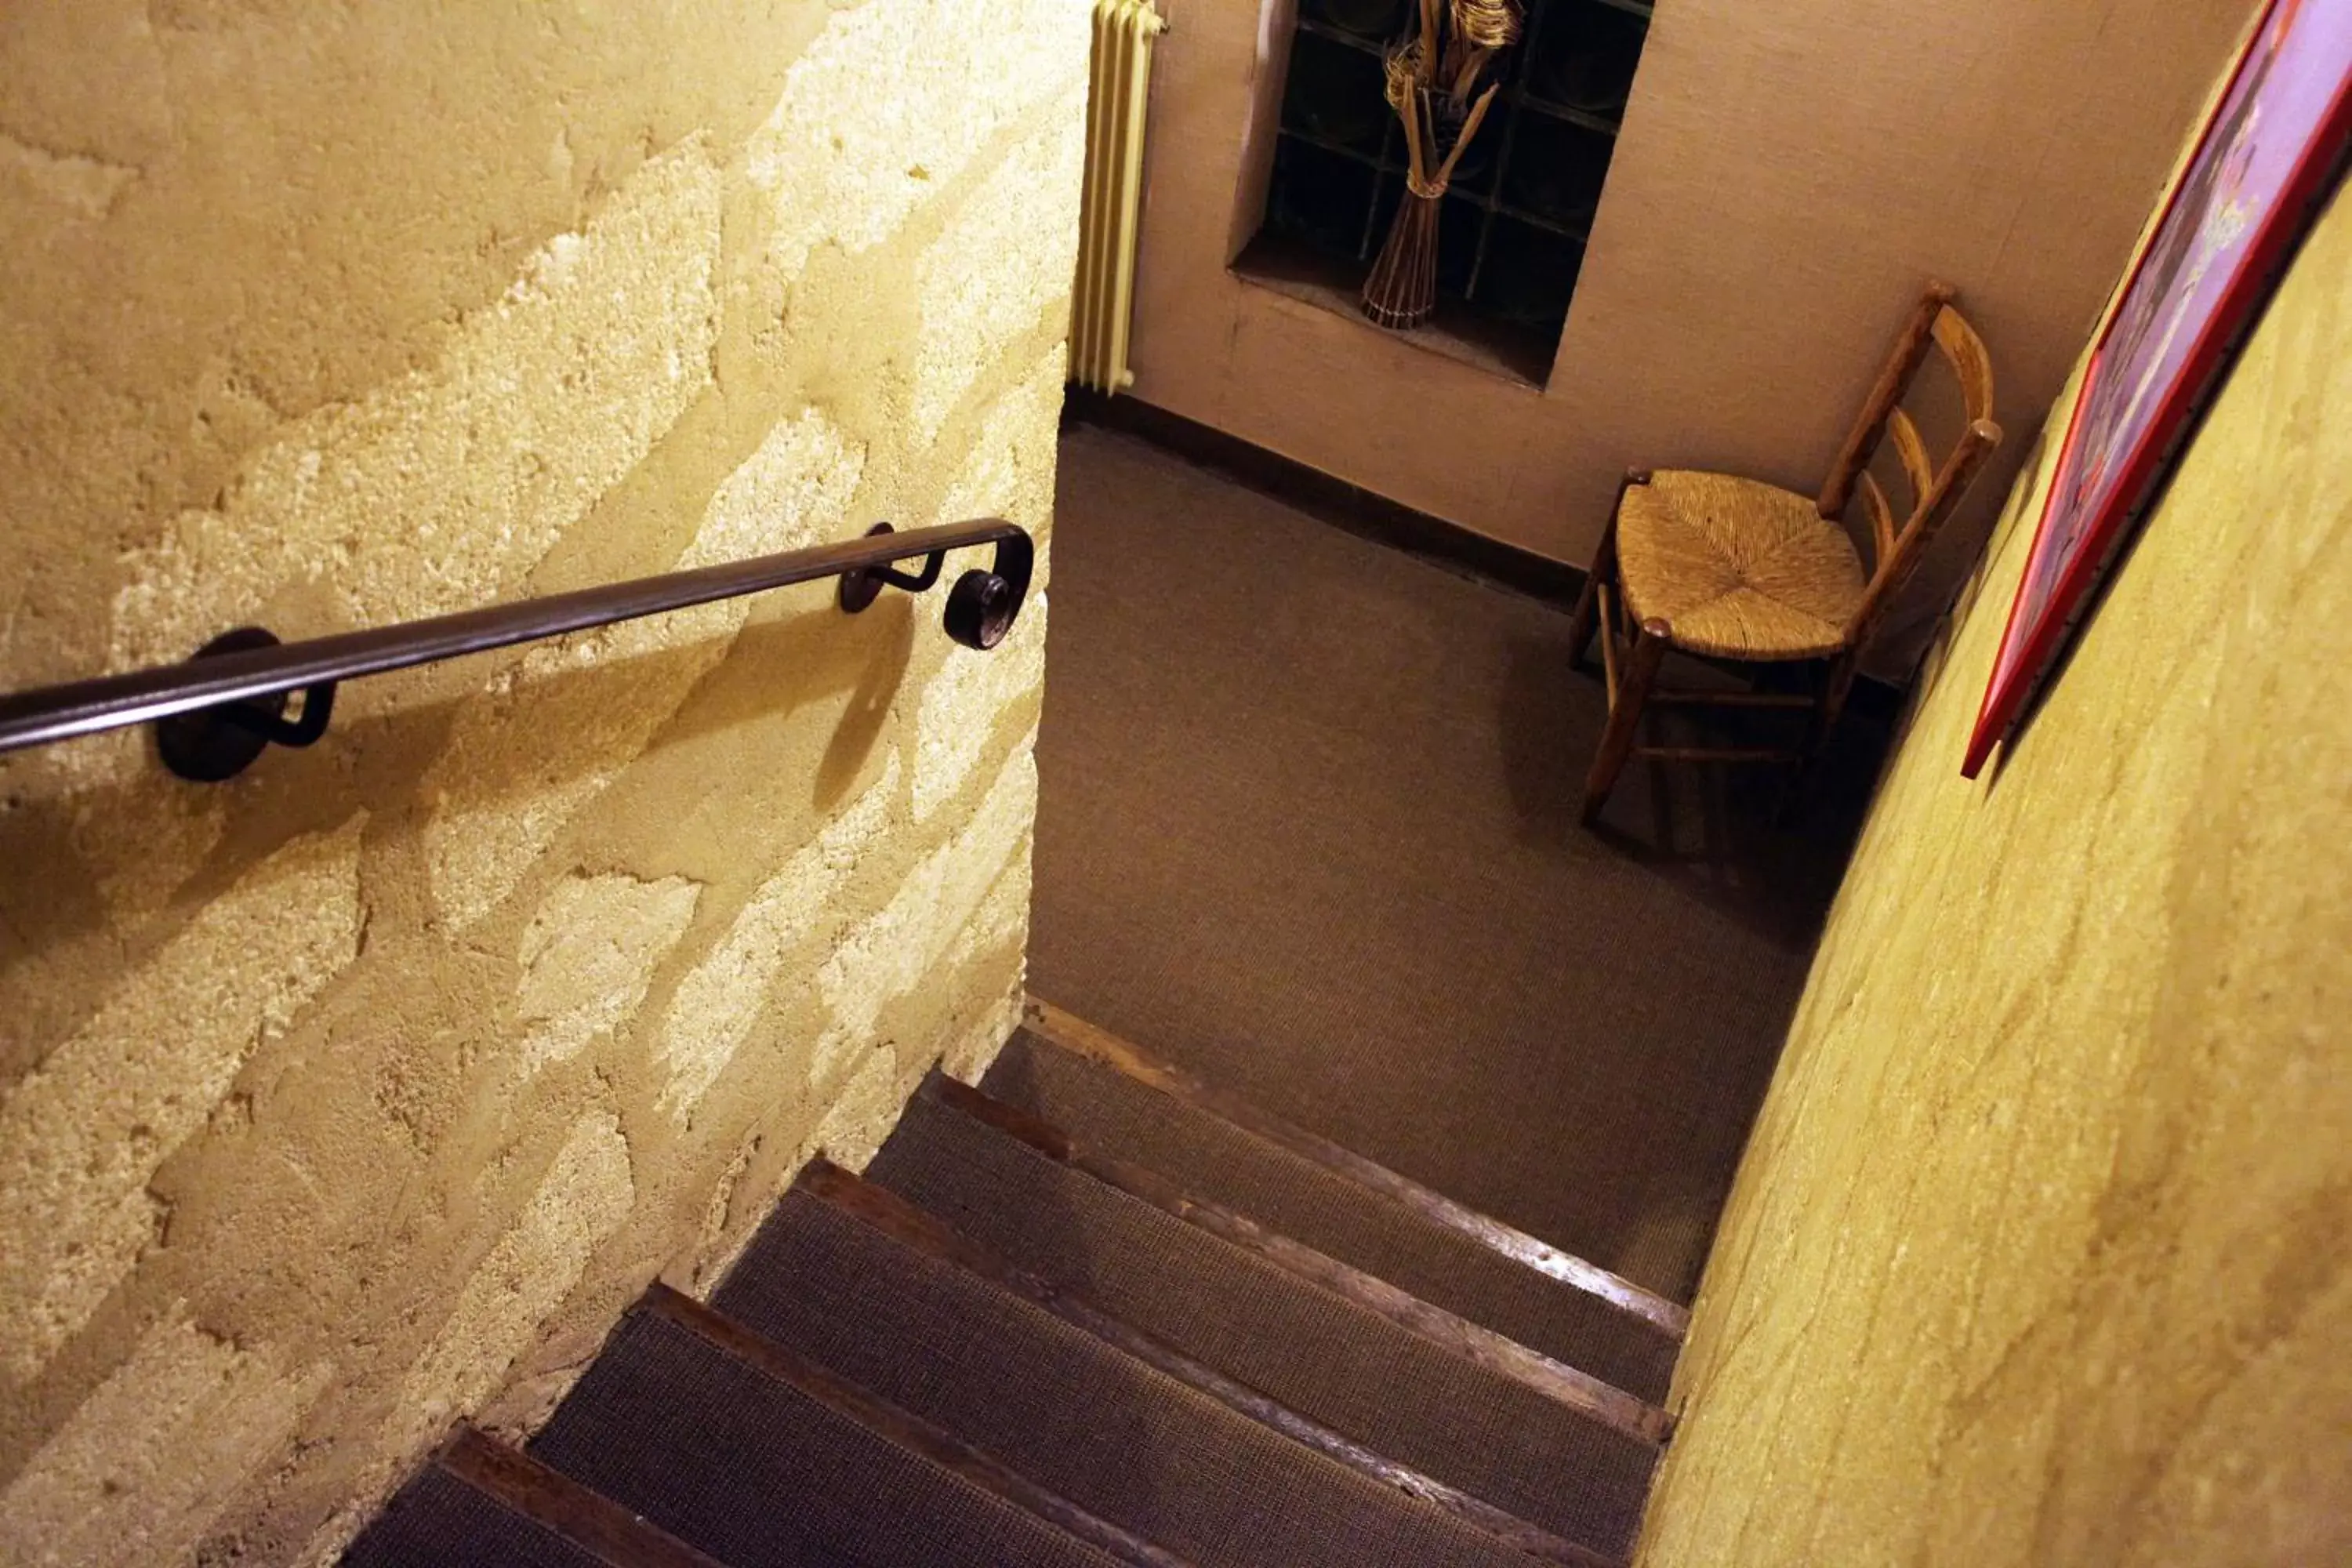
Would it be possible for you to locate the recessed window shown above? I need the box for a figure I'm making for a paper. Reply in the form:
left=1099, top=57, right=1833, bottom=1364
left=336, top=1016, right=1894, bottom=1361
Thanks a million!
left=1239, top=0, right=1653, bottom=384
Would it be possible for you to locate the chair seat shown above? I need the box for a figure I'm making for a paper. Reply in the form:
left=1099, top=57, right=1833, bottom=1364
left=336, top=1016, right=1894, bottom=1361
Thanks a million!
left=1616, top=470, right=1867, bottom=659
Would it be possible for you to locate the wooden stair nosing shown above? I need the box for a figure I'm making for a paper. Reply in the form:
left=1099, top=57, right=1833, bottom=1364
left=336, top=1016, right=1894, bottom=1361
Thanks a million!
left=798, top=1159, right=1623, bottom=1568
left=636, top=1283, right=1190, bottom=1568
left=923, top=1074, right=1674, bottom=1447
left=1020, top=1000, right=1690, bottom=1341
left=437, top=1426, right=724, bottom=1568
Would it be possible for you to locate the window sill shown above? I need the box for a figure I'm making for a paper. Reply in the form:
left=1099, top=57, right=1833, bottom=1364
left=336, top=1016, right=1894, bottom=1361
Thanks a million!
left=1230, top=230, right=1557, bottom=391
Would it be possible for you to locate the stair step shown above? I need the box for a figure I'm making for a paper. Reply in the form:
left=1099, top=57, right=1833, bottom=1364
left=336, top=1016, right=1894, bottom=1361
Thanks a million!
left=991, top=1006, right=1683, bottom=1405
left=931, top=1074, right=1665, bottom=1443
left=795, top=1160, right=1610, bottom=1567
left=867, top=1083, right=1660, bottom=1561
left=713, top=1165, right=1570, bottom=1568
left=344, top=1429, right=720, bottom=1568
left=528, top=1286, right=1157, bottom=1568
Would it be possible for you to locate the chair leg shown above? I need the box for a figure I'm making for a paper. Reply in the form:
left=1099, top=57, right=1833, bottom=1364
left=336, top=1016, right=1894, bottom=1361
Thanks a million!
left=1775, top=653, right=1859, bottom=826
left=1581, top=619, right=1670, bottom=826
left=1807, top=652, right=1862, bottom=757
left=1568, top=470, right=1645, bottom=671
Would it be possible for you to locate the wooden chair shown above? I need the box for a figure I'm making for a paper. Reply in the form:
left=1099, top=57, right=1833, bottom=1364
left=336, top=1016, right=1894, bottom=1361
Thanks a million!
left=1566, top=282, right=2002, bottom=825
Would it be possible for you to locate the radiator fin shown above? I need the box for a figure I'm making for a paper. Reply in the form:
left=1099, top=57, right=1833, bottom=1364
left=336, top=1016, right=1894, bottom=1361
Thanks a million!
left=1069, top=0, right=1165, bottom=396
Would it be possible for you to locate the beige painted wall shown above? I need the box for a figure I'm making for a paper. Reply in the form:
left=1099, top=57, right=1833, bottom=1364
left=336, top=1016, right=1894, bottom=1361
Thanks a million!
left=1128, top=0, right=2249, bottom=670
left=0, top=2, right=1089, bottom=1561
left=1635, top=143, right=2352, bottom=1568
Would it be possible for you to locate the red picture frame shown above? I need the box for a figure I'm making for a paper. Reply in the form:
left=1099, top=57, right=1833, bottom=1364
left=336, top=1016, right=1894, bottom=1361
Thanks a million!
left=1963, top=0, right=2352, bottom=779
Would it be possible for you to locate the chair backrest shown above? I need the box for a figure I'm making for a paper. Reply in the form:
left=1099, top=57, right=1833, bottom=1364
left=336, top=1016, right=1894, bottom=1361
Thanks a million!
left=1817, top=283, right=2002, bottom=650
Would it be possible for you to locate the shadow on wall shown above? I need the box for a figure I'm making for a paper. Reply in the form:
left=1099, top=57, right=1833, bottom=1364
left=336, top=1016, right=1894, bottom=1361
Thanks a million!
left=0, top=597, right=916, bottom=1057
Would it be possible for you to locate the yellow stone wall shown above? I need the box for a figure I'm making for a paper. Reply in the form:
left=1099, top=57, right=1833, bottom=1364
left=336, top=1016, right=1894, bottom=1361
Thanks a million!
left=0, top=2, right=1089, bottom=1560
left=1638, top=128, right=2352, bottom=1568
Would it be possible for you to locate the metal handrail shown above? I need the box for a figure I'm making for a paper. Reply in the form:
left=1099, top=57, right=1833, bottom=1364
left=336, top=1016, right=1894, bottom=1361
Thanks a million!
left=0, top=517, right=1033, bottom=781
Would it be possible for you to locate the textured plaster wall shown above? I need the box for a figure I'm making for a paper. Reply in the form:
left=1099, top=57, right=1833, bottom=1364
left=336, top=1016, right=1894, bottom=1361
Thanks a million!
left=1127, top=0, right=2249, bottom=673
left=1636, top=147, right=2352, bottom=1567
left=0, top=2, right=1089, bottom=1561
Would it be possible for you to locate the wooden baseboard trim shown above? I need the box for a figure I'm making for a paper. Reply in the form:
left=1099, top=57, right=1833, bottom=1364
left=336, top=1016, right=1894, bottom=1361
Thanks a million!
left=1062, top=387, right=1586, bottom=605
left=1060, top=388, right=1906, bottom=723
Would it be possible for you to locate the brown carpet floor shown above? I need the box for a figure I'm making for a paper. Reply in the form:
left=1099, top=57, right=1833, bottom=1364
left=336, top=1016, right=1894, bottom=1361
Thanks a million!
left=1028, top=425, right=1889, bottom=1302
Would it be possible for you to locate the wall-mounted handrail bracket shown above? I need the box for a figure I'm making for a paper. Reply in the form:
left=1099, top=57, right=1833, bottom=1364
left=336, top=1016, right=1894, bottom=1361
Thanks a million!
left=839, top=520, right=1034, bottom=655
left=838, top=520, right=1032, bottom=652
left=837, top=522, right=946, bottom=611
left=0, top=517, right=1034, bottom=782
left=153, top=628, right=339, bottom=782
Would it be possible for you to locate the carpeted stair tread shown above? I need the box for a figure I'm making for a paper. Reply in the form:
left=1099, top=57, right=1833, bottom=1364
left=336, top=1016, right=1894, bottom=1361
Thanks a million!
left=985, top=1022, right=1681, bottom=1404
left=528, top=1304, right=1134, bottom=1568
left=866, top=1089, right=1657, bottom=1560
left=711, top=1185, right=1536, bottom=1568
left=342, top=1462, right=627, bottom=1568
left=343, top=1428, right=720, bottom=1568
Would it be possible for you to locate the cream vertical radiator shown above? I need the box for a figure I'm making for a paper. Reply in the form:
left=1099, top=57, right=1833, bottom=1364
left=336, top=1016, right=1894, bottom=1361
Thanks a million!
left=1069, top=0, right=1166, bottom=395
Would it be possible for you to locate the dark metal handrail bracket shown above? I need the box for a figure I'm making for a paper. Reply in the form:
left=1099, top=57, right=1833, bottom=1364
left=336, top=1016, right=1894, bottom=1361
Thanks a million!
left=0, top=517, right=1033, bottom=782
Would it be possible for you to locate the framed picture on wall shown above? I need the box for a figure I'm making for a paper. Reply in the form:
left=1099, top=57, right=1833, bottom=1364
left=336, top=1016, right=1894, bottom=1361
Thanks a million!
left=1962, top=0, right=2352, bottom=779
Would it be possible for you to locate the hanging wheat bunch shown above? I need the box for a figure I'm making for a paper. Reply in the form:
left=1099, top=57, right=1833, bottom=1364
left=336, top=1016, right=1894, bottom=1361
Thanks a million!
left=1362, top=0, right=1519, bottom=329
left=1452, top=0, right=1521, bottom=49
left=1444, top=0, right=1520, bottom=104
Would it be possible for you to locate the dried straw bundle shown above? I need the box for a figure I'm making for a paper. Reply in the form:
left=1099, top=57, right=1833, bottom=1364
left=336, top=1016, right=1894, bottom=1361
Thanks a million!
left=1451, top=0, right=1522, bottom=50
left=1362, top=0, right=1518, bottom=328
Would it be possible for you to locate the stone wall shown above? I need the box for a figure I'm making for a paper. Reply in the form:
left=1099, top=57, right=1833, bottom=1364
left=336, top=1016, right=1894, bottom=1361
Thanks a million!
left=1635, top=103, right=2352, bottom=1568
left=0, top=2, right=1090, bottom=1560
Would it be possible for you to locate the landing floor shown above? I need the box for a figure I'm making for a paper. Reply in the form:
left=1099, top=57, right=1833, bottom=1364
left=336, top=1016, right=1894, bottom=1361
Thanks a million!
left=1028, top=424, right=1887, bottom=1301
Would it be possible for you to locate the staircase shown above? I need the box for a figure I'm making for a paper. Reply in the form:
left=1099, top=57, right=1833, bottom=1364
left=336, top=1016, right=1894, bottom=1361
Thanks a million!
left=346, top=1004, right=1685, bottom=1567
